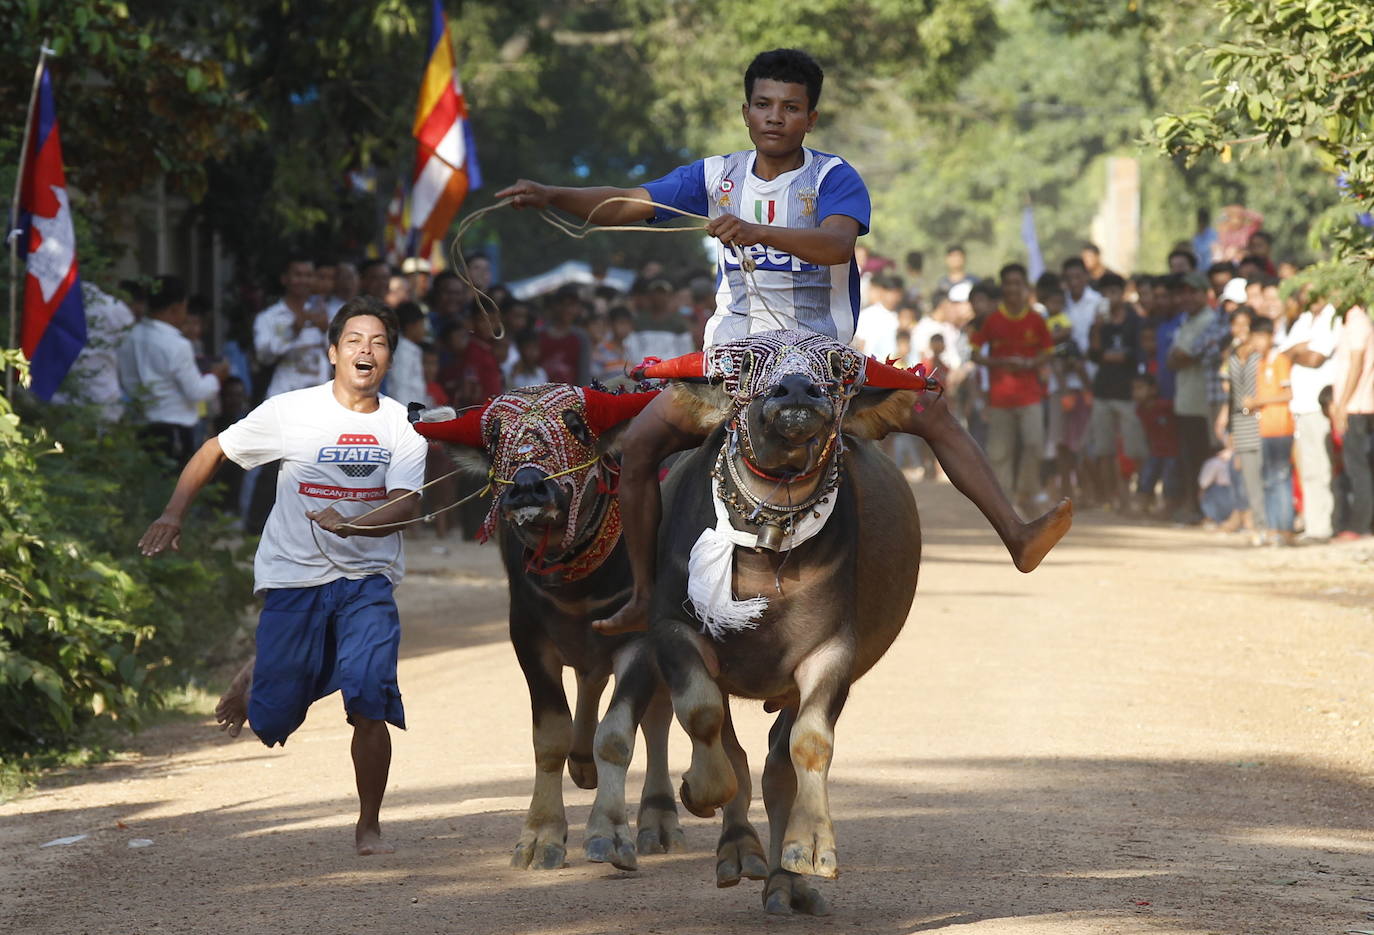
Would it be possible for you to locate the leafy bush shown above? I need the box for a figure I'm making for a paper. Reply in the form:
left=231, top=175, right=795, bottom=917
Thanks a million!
left=0, top=350, right=254, bottom=754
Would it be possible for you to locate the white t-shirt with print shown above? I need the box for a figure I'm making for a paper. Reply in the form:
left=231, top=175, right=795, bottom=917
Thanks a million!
left=217, top=382, right=427, bottom=593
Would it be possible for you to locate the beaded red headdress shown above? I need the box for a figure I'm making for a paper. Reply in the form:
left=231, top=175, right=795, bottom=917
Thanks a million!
left=414, top=385, right=658, bottom=547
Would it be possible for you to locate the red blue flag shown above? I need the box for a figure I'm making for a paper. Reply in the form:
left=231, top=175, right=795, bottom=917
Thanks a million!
left=18, top=67, right=85, bottom=401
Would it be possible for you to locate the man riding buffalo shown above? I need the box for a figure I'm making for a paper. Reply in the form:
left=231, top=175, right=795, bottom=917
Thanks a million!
left=496, top=47, right=1072, bottom=637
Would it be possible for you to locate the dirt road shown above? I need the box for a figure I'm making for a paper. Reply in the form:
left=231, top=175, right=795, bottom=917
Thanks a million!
left=4, top=482, right=1373, bottom=934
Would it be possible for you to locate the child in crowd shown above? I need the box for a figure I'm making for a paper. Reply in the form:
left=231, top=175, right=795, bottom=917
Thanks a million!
left=1198, top=446, right=1239, bottom=528
left=592, top=305, right=637, bottom=387
left=508, top=330, right=550, bottom=389
left=1134, top=373, right=1181, bottom=514
left=1247, top=316, right=1296, bottom=545
left=1038, top=272, right=1091, bottom=501
left=421, top=344, right=447, bottom=408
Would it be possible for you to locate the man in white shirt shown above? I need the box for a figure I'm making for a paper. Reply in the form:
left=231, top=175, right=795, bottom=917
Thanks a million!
left=1281, top=301, right=1341, bottom=540
left=1062, top=256, right=1109, bottom=361
left=255, top=255, right=331, bottom=399
left=54, top=282, right=136, bottom=422
left=117, top=275, right=229, bottom=467
left=852, top=272, right=902, bottom=363
left=138, top=297, right=426, bottom=856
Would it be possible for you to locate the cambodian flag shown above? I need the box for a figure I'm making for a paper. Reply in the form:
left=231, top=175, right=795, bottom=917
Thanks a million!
left=17, top=68, right=85, bottom=401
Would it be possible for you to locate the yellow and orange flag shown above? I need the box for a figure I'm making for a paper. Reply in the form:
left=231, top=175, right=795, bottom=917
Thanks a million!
left=411, top=0, right=481, bottom=258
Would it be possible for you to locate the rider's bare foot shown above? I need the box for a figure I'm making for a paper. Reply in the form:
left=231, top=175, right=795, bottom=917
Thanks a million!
left=592, top=593, right=650, bottom=635
left=356, top=821, right=395, bottom=856
left=214, top=661, right=253, bottom=738
left=1010, top=498, right=1074, bottom=573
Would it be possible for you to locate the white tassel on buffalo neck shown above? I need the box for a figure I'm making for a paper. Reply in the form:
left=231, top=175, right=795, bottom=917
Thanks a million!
left=687, top=471, right=838, bottom=640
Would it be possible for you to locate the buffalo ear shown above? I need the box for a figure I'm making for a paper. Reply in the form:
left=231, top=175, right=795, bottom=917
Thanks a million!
left=667, top=381, right=732, bottom=434
left=843, top=388, right=920, bottom=440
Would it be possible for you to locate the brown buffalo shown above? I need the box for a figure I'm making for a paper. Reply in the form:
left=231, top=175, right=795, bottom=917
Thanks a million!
left=412, top=384, right=760, bottom=877
left=591, top=330, right=937, bottom=914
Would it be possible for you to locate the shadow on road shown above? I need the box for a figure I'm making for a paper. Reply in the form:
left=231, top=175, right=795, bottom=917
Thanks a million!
left=8, top=750, right=1371, bottom=934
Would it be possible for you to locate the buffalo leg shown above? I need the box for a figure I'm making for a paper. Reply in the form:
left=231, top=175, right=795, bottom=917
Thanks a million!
left=761, top=707, right=830, bottom=916
left=780, top=634, right=853, bottom=880
left=511, top=638, right=571, bottom=870
left=568, top=670, right=608, bottom=790
left=716, top=701, right=768, bottom=888
left=635, top=690, right=687, bottom=856
left=657, top=621, right=738, bottom=817
left=585, top=641, right=657, bottom=870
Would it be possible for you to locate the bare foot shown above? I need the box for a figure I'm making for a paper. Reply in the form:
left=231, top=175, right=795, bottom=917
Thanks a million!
left=592, top=593, right=649, bottom=635
left=214, top=661, right=253, bottom=738
left=1011, top=497, right=1074, bottom=573
left=355, top=821, right=395, bottom=856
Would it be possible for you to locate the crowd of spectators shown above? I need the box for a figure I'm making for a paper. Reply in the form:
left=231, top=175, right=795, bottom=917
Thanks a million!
left=850, top=231, right=1373, bottom=546
left=70, top=212, right=1374, bottom=548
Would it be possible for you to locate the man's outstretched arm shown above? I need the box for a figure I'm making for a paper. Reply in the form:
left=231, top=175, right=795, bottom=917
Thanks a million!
left=496, top=180, right=656, bottom=226
left=138, top=437, right=227, bottom=556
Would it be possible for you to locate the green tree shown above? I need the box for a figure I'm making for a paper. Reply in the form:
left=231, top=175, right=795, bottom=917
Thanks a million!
left=1146, top=0, right=1374, bottom=262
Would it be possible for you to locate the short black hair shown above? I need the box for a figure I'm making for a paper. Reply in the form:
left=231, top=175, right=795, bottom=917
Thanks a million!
left=1239, top=253, right=1268, bottom=271
left=1035, top=272, right=1062, bottom=296
left=148, top=275, right=188, bottom=313
left=1167, top=247, right=1198, bottom=271
left=315, top=255, right=338, bottom=269
left=1082, top=242, right=1101, bottom=256
left=328, top=296, right=398, bottom=351
left=946, top=244, right=966, bottom=255
left=745, top=49, right=823, bottom=111
left=515, top=328, right=541, bottom=350
left=358, top=258, right=390, bottom=278
left=999, top=262, right=1029, bottom=283
left=1249, top=230, right=1273, bottom=246
left=1250, top=315, right=1274, bottom=335
left=395, top=301, right=425, bottom=330
left=281, top=252, right=314, bottom=277
left=905, top=250, right=924, bottom=271
left=969, top=280, right=1001, bottom=302
left=1207, top=261, right=1235, bottom=278
left=608, top=305, right=635, bottom=323
left=872, top=272, right=905, bottom=292
left=1061, top=256, right=1087, bottom=273
left=1098, top=272, right=1127, bottom=292
left=119, top=278, right=148, bottom=303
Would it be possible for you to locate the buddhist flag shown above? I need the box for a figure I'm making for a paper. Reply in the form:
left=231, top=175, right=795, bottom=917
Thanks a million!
left=18, top=67, right=85, bottom=401
left=410, top=0, right=481, bottom=258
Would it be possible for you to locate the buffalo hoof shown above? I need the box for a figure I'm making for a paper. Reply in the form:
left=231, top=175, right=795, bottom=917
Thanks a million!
left=679, top=777, right=721, bottom=819
left=716, top=825, right=768, bottom=888
left=511, top=838, right=566, bottom=871
left=763, top=870, right=831, bottom=916
left=585, top=833, right=637, bottom=871
left=636, top=794, right=686, bottom=855
left=780, top=837, right=838, bottom=879
left=567, top=751, right=598, bottom=790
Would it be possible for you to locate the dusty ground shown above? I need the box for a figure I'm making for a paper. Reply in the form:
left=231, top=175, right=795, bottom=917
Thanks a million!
left=4, top=481, right=1373, bottom=935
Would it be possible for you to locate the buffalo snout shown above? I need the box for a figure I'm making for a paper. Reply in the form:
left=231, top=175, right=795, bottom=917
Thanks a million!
left=761, top=374, right=831, bottom=445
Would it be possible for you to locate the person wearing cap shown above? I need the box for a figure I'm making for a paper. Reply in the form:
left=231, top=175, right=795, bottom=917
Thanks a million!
left=1166, top=270, right=1223, bottom=523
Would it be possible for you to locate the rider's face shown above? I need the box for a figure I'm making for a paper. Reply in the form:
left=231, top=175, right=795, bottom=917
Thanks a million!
left=742, top=79, right=817, bottom=159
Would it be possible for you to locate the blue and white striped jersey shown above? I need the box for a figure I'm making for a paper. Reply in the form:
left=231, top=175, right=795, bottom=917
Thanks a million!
left=642, top=148, right=870, bottom=347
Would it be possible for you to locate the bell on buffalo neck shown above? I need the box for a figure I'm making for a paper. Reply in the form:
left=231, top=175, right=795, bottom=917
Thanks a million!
left=754, top=521, right=785, bottom=552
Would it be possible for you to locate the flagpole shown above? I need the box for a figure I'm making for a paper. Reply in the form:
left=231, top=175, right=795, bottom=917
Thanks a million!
left=6, top=42, right=52, bottom=399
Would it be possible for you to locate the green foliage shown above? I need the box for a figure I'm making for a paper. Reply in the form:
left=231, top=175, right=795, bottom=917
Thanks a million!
left=1149, top=0, right=1374, bottom=262
left=1281, top=259, right=1374, bottom=314
left=0, top=0, right=261, bottom=204
left=0, top=352, right=253, bottom=754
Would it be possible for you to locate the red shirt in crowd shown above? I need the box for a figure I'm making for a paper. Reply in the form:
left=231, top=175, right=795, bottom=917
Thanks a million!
left=970, top=305, right=1052, bottom=408
left=440, top=338, right=502, bottom=407
left=1136, top=398, right=1180, bottom=458
left=540, top=329, right=587, bottom=386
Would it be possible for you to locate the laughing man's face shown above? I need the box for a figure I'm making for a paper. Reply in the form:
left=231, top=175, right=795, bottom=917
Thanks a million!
left=743, top=79, right=816, bottom=160
left=328, top=314, right=391, bottom=394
